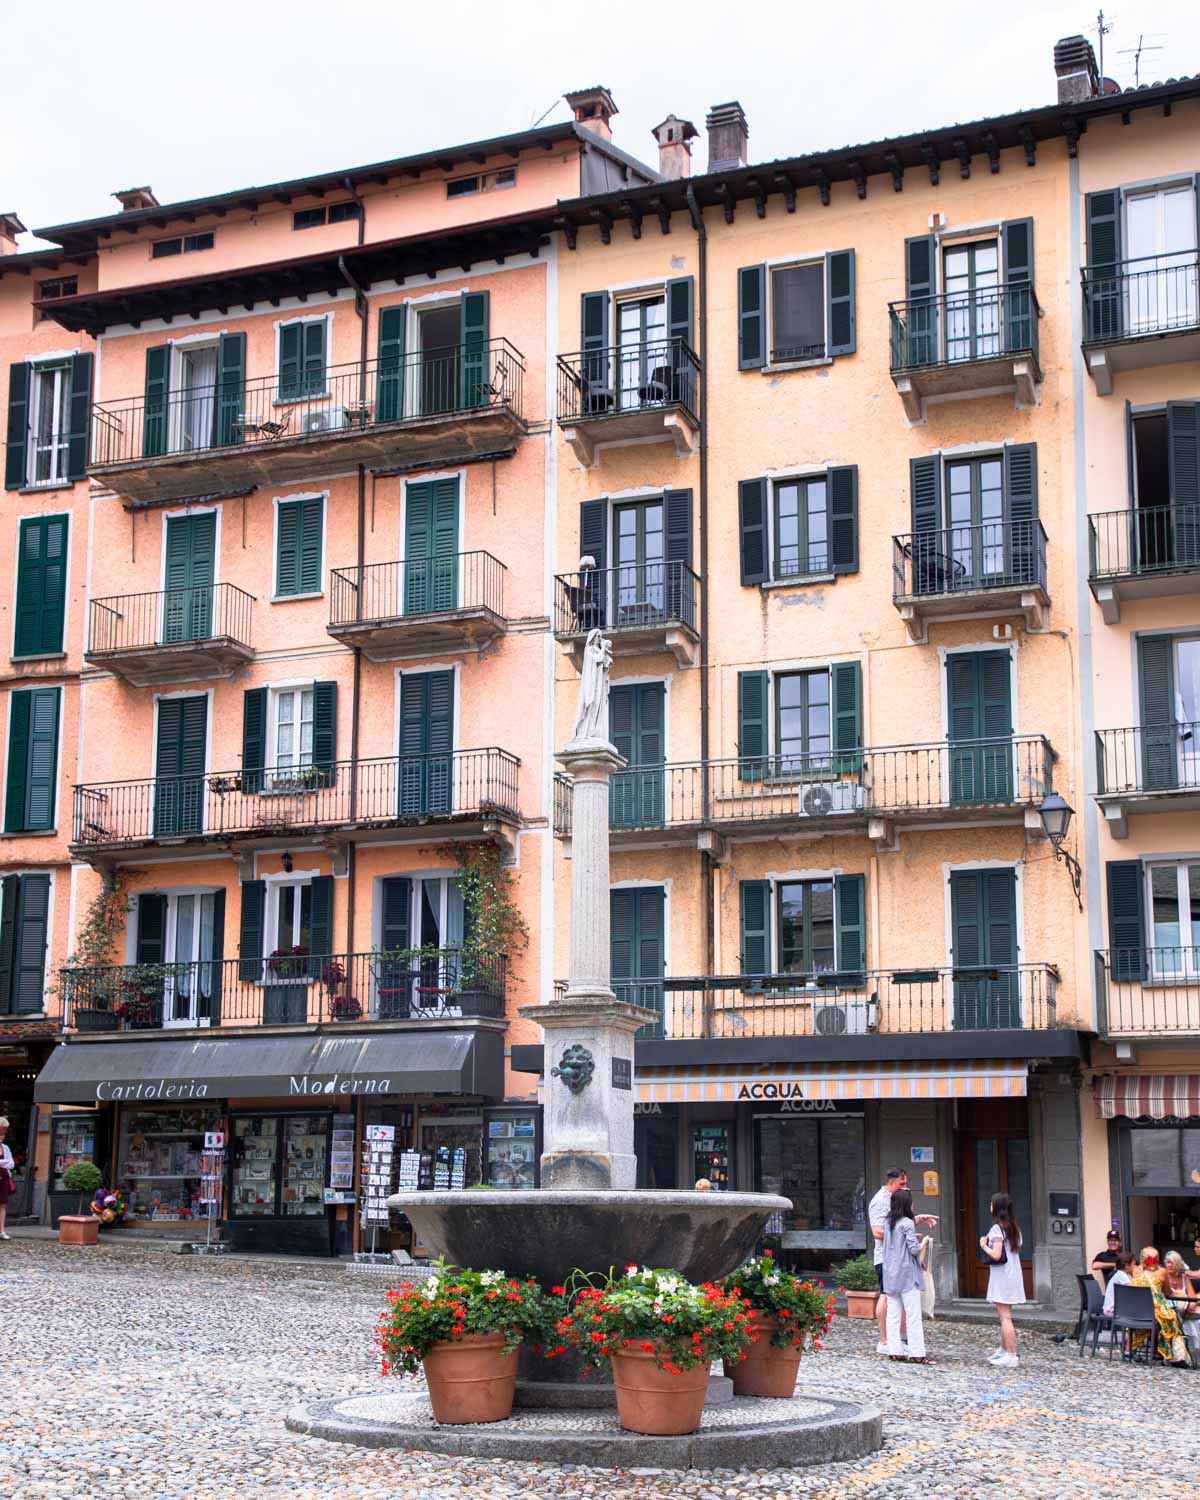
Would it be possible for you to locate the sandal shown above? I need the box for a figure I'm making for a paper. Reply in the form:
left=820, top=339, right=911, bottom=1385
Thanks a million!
left=905, top=1356, right=934, bottom=1364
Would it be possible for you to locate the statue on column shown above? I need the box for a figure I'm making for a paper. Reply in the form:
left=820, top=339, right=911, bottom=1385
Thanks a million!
left=569, top=629, right=613, bottom=747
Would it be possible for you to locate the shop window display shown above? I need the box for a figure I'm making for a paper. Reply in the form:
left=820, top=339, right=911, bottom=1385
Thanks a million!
left=755, top=1113, right=867, bottom=1272
left=118, top=1106, right=221, bottom=1221
left=229, top=1113, right=331, bottom=1218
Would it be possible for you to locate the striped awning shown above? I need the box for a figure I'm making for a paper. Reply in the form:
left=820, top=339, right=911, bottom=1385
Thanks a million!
left=1097, top=1074, right=1200, bottom=1120
left=633, top=1061, right=1027, bottom=1105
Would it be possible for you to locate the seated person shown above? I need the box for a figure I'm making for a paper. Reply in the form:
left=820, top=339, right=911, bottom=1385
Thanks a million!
left=1090, top=1230, right=1123, bottom=1284
left=1133, top=1248, right=1189, bottom=1365
left=1164, top=1252, right=1200, bottom=1343
left=1102, top=1249, right=1137, bottom=1318
left=1189, top=1237, right=1200, bottom=1295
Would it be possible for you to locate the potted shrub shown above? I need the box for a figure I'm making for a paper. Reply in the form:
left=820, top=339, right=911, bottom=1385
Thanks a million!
left=833, top=1252, right=880, bottom=1319
left=718, top=1251, right=836, bottom=1397
left=376, top=1261, right=549, bottom=1424
left=557, top=1267, right=754, bottom=1436
left=60, top=1161, right=104, bottom=1246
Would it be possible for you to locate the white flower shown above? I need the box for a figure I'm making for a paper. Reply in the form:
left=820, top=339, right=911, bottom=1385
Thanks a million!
left=764, top=1273, right=780, bottom=1287
left=480, top=1270, right=505, bottom=1286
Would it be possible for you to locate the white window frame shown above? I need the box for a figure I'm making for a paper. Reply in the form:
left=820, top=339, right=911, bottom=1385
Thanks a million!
left=766, top=662, right=834, bottom=762
left=265, top=680, right=316, bottom=786
left=272, top=311, right=334, bottom=404
left=148, top=887, right=222, bottom=1030
left=26, top=360, right=71, bottom=488
left=1144, top=859, right=1200, bottom=979
left=264, top=867, right=320, bottom=961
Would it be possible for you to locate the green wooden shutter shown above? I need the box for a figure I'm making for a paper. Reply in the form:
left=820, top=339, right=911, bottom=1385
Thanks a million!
left=308, top=875, right=334, bottom=975
left=276, top=497, right=323, bottom=596
left=1106, top=859, right=1146, bottom=980
left=1139, top=635, right=1178, bottom=791
left=217, top=333, right=246, bottom=447
left=460, top=290, right=489, bottom=408
left=302, top=320, right=326, bottom=396
left=903, top=235, right=937, bottom=366
left=405, top=478, right=459, bottom=615
left=162, top=513, right=216, bottom=643
left=579, top=498, right=608, bottom=624
left=1085, top=190, right=1122, bottom=340
left=610, top=887, right=664, bottom=1034
left=14, top=515, right=68, bottom=657
left=834, top=873, right=866, bottom=982
left=299, top=496, right=324, bottom=594
left=5, top=363, right=31, bottom=490
left=737, top=669, right=768, bottom=781
left=136, top=893, right=167, bottom=965
left=951, top=868, right=1018, bottom=1028
left=664, top=487, right=693, bottom=623
left=153, top=694, right=207, bottom=837
left=312, top=681, right=337, bottom=782
left=831, top=661, right=863, bottom=772
left=398, top=670, right=454, bottom=817
left=378, top=875, right=413, bottom=1017
left=1001, top=219, right=1034, bottom=352
left=609, top=684, right=665, bottom=830
left=4, top=693, right=30, bottom=834
left=24, top=687, right=60, bottom=832
left=581, top=291, right=610, bottom=394
left=825, top=249, right=856, bottom=357
left=276, top=499, right=299, bottom=594
left=241, top=687, right=267, bottom=793
left=737, top=264, right=766, bottom=369
left=739, top=880, right=771, bottom=975
left=377, top=304, right=407, bottom=423
left=909, top=455, right=943, bottom=595
left=610, top=889, right=636, bottom=983
left=143, top=345, right=170, bottom=457
left=1167, top=402, right=1200, bottom=562
left=827, top=465, right=858, bottom=575
left=948, top=651, right=1013, bottom=804
left=278, top=323, right=302, bottom=400
left=11, top=873, right=49, bottom=1015
left=1003, top=443, right=1039, bottom=584
left=666, top=275, right=695, bottom=402
left=238, top=879, right=265, bottom=981
left=66, top=352, right=93, bottom=479
left=0, top=876, right=16, bottom=1014
left=738, top=477, right=767, bottom=585
left=208, top=889, right=225, bottom=1024
left=381, top=876, right=412, bottom=950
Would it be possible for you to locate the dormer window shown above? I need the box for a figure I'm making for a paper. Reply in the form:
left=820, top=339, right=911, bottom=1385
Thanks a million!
left=151, top=231, right=215, bottom=259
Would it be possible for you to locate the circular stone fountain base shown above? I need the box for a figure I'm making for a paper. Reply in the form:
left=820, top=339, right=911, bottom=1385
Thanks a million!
left=286, top=1388, right=883, bottom=1470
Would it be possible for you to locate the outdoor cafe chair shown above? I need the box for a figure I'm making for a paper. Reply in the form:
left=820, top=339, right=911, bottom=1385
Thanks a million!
left=1108, top=1283, right=1157, bottom=1365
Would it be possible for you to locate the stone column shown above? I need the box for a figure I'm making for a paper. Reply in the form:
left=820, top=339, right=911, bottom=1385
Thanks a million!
left=561, top=741, right=623, bottom=1000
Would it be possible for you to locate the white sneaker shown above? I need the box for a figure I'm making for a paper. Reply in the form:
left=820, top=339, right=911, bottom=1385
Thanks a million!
left=0, top=1232, right=9, bottom=1241
left=876, top=1341, right=889, bottom=1355
left=991, top=1351, right=1019, bottom=1369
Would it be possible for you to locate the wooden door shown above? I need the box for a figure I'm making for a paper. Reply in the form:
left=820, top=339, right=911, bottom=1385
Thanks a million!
left=956, top=1105, right=1034, bottom=1298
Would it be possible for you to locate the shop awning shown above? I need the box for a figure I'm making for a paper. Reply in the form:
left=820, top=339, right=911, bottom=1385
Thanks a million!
left=33, top=1029, right=502, bottom=1105
left=631, top=1060, right=1028, bottom=1105
left=1096, top=1073, right=1200, bottom=1120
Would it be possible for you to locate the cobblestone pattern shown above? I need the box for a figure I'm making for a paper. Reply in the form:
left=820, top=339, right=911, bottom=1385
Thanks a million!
left=1, top=1236, right=1197, bottom=1499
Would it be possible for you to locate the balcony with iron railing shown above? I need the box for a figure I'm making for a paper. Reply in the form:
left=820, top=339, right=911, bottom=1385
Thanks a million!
left=327, top=552, right=507, bottom=660
left=1088, top=504, right=1200, bottom=621
left=892, top=520, right=1049, bottom=641
left=552, top=561, right=700, bottom=666
left=85, top=584, right=255, bottom=686
left=1095, top=722, right=1200, bottom=837
left=1095, top=948, right=1200, bottom=1039
left=556, top=338, right=700, bottom=465
left=70, top=748, right=520, bottom=858
left=887, top=284, right=1041, bottom=419
left=62, top=948, right=507, bottom=1034
left=88, top=341, right=526, bottom=502
left=553, top=735, right=1054, bottom=845
left=1082, top=253, right=1200, bottom=392
left=555, top=965, right=1062, bottom=1042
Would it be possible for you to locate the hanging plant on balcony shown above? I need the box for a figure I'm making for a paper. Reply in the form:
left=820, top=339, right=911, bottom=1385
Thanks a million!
left=56, top=873, right=131, bottom=1023
left=268, top=945, right=310, bottom=979
left=444, top=842, right=528, bottom=1008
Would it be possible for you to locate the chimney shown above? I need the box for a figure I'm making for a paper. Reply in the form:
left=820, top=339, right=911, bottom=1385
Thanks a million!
left=706, top=101, right=748, bottom=173
left=113, top=185, right=160, bottom=213
left=0, top=213, right=27, bottom=256
left=652, top=115, right=698, bottom=180
left=1054, top=35, right=1100, bottom=103
left=564, top=87, right=618, bottom=143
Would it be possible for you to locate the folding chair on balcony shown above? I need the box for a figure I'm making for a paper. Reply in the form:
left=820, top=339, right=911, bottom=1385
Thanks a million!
left=637, top=364, right=672, bottom=405
left=578, top=370, right=614, bottom=416
left=563, top=576, right=604, bottom=634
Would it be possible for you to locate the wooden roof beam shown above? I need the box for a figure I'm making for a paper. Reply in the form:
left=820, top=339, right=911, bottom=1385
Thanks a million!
left=847, top=159, right=867, bottom=199
left=952, top=138, right=971, bottom=178
left=773, top=172, right=797, bottom=213
left=1019, top=125, right=1036, bottom=166
left=590, top=207, right=613, bottom=245
left=555, top=215, right=578, bottom=251
left=982, top=131, right=1000, bottom=173
left=746, top=177, right=767, bottom=218
left=812, top=167, right=831, bottom=207
left=621, top=200, right=643, bottom=239
left=719, top=184, right=736, bottom=224
left=921, top=143, right=940, bottom=186
left=883, top=152, right=903, bottom=192
left=649, top=196, right=671, bottom=235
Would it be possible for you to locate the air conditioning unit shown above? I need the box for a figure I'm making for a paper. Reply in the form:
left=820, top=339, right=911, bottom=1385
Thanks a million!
left=303, top=407, right=349, bottom=434
left=812, top=999, right=877, bottom=1037
left=797, top=781, right=866, bottom=817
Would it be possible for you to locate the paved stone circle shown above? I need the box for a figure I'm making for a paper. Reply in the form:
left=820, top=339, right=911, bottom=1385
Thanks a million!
left=3, top=1231, right=1200, bottom=1498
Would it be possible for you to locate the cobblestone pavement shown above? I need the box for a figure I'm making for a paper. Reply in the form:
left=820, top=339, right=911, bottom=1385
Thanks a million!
left=1, top=1236, right=1196, bottom=1500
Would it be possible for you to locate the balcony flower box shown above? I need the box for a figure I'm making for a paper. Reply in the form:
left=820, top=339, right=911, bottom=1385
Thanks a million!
left=73, top=1006, right=120, bottom=1034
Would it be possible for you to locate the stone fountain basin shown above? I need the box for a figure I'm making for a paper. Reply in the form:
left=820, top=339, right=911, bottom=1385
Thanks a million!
left=387, top=1190, right=791, bottom=1284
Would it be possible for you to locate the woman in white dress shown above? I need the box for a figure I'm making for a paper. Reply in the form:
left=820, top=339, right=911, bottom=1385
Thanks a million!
left=979, top=1191, right=1025, bottom=1368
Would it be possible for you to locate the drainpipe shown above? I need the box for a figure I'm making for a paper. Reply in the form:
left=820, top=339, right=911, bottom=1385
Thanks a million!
left=341, top=175, right=366, bottom=248
left=686, top=182, right=714, bottom=987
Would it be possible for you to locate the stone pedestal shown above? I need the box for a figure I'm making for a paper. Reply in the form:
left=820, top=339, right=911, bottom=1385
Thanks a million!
left=559, top=740, right=624, bottom=998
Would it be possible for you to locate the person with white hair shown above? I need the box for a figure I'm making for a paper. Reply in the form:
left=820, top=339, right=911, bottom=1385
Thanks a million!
left=0, top=1116, right=15, bottom=1239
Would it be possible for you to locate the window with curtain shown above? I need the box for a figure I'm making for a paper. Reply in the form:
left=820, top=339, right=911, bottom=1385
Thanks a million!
left=1147, top=862, right=1200, bottom=977
left=29, top=363, right=70, bottom=486
left=270, top=686, right=314, bottom=780
left=770, top=263, right=824, bottom=362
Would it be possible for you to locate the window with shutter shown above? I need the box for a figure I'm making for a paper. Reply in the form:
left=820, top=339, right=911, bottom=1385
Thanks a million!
left=950, top=867, right=1020, bottom=1028
left=1138, top=634, right=1178, bottom=791
left=610, top=886, right=664, bottom=1036
left=1142, top=861, right=1200, bottom=980
left=14, top=515, right=68, bottom=657
left=738, top=478, right=767, bottom=586
left=278, top=318, right=327, bottom=400
left=404, top=478, right=459, bottom=615
left=946, top=650, right=1013, bottom=804
left=398, top=670, right=454, bottom=817
left=609, top=684, right=665, bottom=829
left=0, top=872, right=50, bottom=1016
left=5, top=363, right=31, bottom=490
left=153, top=693, right=207, bottom=837
left=737, top=265, right=766, bottom=369
left=275, top=495, right=324, bottom=597
left=23, top=362, right=73, bottom=485
left=377, top=305, right=407, bottom=423
left=4, top=687, right=60, bottom=833
left=460, top=291, right=490, bottom=409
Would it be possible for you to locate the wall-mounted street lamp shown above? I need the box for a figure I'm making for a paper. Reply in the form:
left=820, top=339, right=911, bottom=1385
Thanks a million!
left=1038, top=793, right=1082, bottom=911
left=281, top=850, right=294, bottom=874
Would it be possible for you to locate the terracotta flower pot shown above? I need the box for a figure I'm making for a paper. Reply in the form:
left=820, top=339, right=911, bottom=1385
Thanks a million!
left=421, top=1332, right=518, bottom=1425
left=610, top=1345, right=711, bottom=1435
left=723, top=1312, right=802, bottom=1398
left=58, top=1215, right=100, bottom=1247
left=844, top=1289, right=878, bottom=1319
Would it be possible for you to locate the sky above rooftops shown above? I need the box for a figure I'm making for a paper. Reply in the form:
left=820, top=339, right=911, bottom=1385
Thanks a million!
left=4, top=0, right=1198, bottom=250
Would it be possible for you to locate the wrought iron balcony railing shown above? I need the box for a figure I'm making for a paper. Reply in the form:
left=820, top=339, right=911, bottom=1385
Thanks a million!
left=553, top=561, right=699, bottom=639
left=62, top=948, right=507, bottom=1032
left=556, top=338, right=699, bottom=425
left=88, top=583, right=254, bottom=655
left=89, top=341, right=526, bottom=468
left=71, top=748, right=520, bottom=849
left=1095, top=722, right=1200, bottom=796
left=555, top=736, right=1053, bottom=836
left=1082, top=253, right=1200, bottom=344
left=329, top=552, right=506, bottom=628
left=555, top=965, right=1061, bottom=1041
left=888, top=284, right=1040, bottom=371
left=892, top=521, right=1047, bottom=600
left=1096, top=948, right=1200, bottom=1037
left=1088, top=504, right=1200, bottom=581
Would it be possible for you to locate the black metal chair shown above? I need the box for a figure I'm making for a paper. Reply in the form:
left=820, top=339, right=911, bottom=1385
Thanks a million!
left=1108, top=1283, right=1158, bottom=1364
left=563, top=575, right=604, bottom=633
left=1073, top=1272, right=1092, bottom=1343
left=578, top=371, right=614, bottom=416
left=1077, top=1275, right=1112, bottom=1356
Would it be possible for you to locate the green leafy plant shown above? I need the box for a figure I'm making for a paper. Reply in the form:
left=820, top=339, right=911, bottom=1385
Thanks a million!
left=376, top=1260, right=553, bottom=1376
left=832, top=1252, right=879, bottom=1292
left=445, top=842, right=528, bottom=991
left=719, top=1251, right=837, bottom=1350
left=62, top=1160, right=103, bottom=1215
left=553, top=1266, right=755, bottom=1375
left=56, top=875, right=129, bottom=1015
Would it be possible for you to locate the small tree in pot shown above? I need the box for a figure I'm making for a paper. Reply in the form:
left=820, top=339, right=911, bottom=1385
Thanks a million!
left=833, top=1251, right=880, bottom=1319
left=60, top=1161, right=104, bottom=1247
